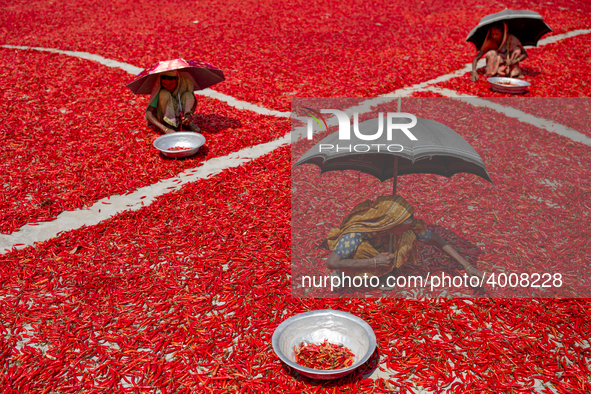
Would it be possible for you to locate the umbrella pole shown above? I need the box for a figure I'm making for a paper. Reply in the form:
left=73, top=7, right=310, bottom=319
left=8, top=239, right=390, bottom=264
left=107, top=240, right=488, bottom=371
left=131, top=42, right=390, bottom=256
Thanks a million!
left=178, top=92, right=183, bottom=132
left=392, top=156, right=398, bottom=196
left=393, top=96, right=401, bottom=195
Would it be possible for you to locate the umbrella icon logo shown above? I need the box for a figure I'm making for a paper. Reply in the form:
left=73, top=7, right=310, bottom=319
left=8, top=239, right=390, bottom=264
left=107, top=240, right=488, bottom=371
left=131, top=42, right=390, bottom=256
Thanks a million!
left=302, top=107, right=329, bottom=138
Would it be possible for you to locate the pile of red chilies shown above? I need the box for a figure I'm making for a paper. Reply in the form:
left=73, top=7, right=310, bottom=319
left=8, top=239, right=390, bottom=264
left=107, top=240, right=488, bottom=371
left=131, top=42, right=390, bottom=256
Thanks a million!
left=294, top=340, right=355, bottom=370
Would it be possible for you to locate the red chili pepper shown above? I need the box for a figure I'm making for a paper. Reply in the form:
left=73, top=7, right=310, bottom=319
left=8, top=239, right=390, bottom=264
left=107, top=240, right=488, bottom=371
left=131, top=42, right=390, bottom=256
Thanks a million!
left=167, top=146, right=192, bottom=151
left=293, top=340, right=355, bottom=370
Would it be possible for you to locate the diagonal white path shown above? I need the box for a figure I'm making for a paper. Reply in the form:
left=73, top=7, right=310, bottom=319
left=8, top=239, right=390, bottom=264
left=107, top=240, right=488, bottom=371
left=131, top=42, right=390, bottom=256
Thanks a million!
left=0, top=137, right=289, bottom=253
left=1, top=45, right=291, bottom=118
left=293, top=29, right=591, bottom=141
left=2, top=28, right=590, bottom=253
left=2, top=30, right=589, bottom=394
left=386, top=29, right=591, bottom=97
left=402, top=85, right=591, bottom=147
left=1, top=45, right=290, bottom=253
left=427, top=91, right=591, bottom=147
left=291, top=94, right=591, bottom=148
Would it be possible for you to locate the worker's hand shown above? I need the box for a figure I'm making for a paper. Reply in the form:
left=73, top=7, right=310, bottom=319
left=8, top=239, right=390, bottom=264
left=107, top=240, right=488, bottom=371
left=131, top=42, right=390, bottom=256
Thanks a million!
left=373, top=253, right=396, bottom=270
left=182, top=113, right=193, bottom=125
left=163, top=127, right=174, bottom=134
left=470, top=71, right=479, bottom=82
left=465, top=264, right=484, bottom=280
left=505, top=58, right=514, bottom=67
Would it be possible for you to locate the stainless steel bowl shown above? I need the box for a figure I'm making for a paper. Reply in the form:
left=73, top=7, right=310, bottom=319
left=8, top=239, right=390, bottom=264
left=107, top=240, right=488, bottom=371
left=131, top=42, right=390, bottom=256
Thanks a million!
left=488, top=77, right=530, bottom=94
left=272, top=309, right=377, bottom=380
left=153, top=132, right=206, bottom=158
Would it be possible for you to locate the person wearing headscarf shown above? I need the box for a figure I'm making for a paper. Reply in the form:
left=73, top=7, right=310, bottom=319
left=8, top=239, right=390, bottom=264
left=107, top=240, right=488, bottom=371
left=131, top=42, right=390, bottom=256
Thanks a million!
left=145, top=70, right=200, bottom=133
left=325, top=195, right=482, bottom=283
left=470, top=22, right=528, bottom=82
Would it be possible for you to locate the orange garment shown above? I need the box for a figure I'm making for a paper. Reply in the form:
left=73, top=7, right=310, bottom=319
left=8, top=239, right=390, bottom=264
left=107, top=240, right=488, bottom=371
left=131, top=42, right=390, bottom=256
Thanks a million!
left=327, top=195, right=428, bottom=277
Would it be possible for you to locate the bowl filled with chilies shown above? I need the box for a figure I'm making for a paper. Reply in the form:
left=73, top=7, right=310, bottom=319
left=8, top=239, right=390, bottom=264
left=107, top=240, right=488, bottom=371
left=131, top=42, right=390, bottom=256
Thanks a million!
left=272, top=309, right=377, bottom=380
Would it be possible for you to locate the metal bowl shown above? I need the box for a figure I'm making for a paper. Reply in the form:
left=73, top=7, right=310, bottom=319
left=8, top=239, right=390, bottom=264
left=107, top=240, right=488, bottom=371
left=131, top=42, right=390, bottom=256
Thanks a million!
left=488, top=77, right=530, bottom=94
left=153, top=132, right=206, bottom=158
left=272, top=309, right=377, bottom=380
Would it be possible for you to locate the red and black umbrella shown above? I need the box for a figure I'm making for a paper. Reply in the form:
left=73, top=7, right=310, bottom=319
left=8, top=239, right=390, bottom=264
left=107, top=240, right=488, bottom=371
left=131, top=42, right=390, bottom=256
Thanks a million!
left=126, top=58, right=225, bottom=94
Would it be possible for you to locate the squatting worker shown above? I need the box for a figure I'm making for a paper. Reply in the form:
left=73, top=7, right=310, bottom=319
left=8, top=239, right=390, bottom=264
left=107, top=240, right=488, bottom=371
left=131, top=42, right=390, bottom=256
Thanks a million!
left=145, top=71, right=200, bottom=134
left=470, top=21, right=527, bottom=82
left=325, top=195, right=483, bottom=287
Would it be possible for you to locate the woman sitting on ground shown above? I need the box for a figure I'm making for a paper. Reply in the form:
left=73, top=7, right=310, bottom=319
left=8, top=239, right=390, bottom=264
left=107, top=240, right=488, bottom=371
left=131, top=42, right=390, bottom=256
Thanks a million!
left=325, top=195, right=483, bottom=287
left=145, top=71, right=200, bottom=133
left=470, top=22, right=528, bottom=82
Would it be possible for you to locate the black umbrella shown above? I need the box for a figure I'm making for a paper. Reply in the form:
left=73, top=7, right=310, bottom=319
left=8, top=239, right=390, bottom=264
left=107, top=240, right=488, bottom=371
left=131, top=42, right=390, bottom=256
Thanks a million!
left=466, top=9, right=552, bottom=50
left=293, top=115, right=492, bottom=195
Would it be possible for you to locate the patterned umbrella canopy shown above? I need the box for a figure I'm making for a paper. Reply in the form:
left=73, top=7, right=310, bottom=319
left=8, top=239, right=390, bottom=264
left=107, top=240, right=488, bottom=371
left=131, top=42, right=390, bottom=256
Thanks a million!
left=126, top=58, right=225, bottom=94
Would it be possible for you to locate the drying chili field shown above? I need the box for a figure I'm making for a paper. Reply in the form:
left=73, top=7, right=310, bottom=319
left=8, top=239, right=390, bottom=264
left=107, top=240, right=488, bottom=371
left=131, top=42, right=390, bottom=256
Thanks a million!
left=1, top=0, right=591, bottom=393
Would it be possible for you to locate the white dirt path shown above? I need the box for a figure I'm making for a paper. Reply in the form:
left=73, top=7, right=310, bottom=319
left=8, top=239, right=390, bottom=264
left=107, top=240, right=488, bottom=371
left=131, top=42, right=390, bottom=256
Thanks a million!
left=1, top=45, right=291, bottom=118
left=2, top=28, right=590, bottom=253
left=2, top=30, right=588, bottom=394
